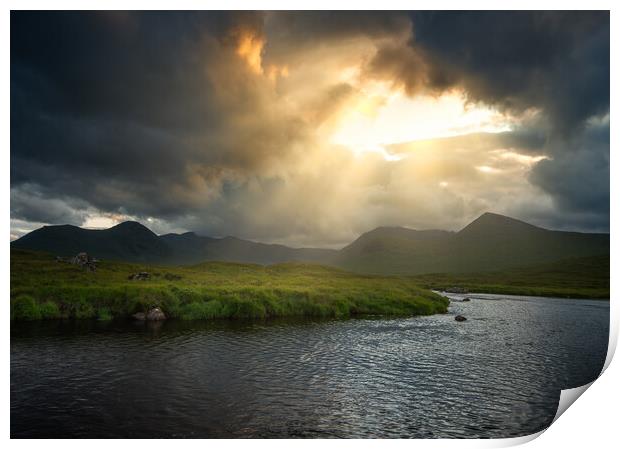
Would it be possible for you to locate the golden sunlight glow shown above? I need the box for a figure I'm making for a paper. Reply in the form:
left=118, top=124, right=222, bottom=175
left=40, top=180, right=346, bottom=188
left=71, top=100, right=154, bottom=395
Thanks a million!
left=266, top=64, right=289, bottom=82
left=476, top=165, right=500, bottom=174
left=494, top=150, right=548, bottom=166
left=236, top=32, right=265, bottom=75
left=329, top=86, right=514, bottom=160
left=83, top=214, right=128, bottom=229
left=235, top=31, right=289, bottom=82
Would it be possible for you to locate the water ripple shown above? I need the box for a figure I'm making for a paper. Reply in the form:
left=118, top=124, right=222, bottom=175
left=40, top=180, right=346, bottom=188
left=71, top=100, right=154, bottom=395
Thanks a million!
left=11, top=295, right=608, bottom=438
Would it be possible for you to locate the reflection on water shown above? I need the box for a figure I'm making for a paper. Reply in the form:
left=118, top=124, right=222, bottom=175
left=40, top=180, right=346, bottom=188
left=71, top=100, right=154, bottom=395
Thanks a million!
left=11, top=294, right=609, bottom=438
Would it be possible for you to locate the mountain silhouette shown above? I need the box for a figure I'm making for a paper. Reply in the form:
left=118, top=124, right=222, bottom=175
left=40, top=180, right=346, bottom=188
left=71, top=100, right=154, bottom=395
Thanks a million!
left=11, top=212, right=609, bottom=275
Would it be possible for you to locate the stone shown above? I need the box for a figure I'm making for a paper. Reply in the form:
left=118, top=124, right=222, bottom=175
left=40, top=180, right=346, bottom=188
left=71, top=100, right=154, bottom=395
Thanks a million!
left=462, top=297, right=471, bottom=302
left=132, top=312, right=146, bottom=321
left=455, top=315, right=467, bottom=322
left=146, top=308, right=166, bottom=321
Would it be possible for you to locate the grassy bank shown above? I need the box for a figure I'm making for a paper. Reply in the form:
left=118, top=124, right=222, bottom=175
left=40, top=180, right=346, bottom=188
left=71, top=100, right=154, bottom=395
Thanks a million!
left=412, top=255, right=609, bottom=299
left=10, top=249, right=449, bottom=321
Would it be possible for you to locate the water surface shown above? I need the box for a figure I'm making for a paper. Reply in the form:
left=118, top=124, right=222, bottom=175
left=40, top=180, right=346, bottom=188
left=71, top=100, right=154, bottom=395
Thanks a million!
left=11, top=294, right=609, bottom=438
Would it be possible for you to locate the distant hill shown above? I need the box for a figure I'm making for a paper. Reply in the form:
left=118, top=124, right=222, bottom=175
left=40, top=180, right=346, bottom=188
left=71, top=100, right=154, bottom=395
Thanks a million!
left=11, top=221, right=172, bottom=263
left=334, top=227, right=456, bottom=274
left=333, top=213, right=609, bottom=274
left=159, top=232, right=337, bottom=265
left=12, top=221, right=337, bottom=266
left=11, top=212, right=609, bottom=275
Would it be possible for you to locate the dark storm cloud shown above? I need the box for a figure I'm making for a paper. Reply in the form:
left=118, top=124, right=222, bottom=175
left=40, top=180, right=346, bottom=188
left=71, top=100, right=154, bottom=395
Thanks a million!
left=262, top=10, right=411, bottom=60
left=11, top=11, right=218, bottom=185
left=10, top=11, right=278, bottom=153
left=10, top=11, right=610, bottom=241
left=12, top=12, right=219, bottom=128
left=529, top=118, right=610, bottom=231
left=11, top=11, right=307, bottom=222
left=11, top=184, right=90, bottom=225
left=376, top=11, right=609, bottom=134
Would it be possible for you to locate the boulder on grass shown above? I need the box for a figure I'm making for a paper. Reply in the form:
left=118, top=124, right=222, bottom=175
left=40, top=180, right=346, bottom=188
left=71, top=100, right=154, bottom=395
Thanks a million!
left=128, top=272, right=151, bottom=281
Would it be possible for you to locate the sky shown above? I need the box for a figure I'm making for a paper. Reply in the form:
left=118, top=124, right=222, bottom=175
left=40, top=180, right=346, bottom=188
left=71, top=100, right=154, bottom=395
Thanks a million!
left=10, top=11, right=610, bottom=247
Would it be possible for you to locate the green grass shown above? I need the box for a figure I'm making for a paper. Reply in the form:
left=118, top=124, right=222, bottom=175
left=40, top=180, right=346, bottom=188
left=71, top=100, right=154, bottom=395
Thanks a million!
left=412, top=255, right=609, bottom=299
left=10, top=249, right=449, bottom=321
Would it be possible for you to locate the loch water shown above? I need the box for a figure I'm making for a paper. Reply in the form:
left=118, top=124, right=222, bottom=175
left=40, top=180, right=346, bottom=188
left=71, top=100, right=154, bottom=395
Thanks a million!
left=11, top=294, right=609, bottom=438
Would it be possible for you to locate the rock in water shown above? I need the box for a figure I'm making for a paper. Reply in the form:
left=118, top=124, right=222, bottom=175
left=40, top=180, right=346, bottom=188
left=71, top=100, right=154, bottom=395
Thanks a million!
left=455, top=315, right=467, bottom=322
left=132, top=312, right=146, bottom=321
left=146, top=308, right=166, bottom=321
left=462, top=297, right=471, bottom=302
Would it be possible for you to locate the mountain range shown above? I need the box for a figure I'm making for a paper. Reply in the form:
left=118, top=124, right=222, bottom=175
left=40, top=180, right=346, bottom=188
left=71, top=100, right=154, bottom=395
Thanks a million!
left=11, top=213, right=609, bottom=275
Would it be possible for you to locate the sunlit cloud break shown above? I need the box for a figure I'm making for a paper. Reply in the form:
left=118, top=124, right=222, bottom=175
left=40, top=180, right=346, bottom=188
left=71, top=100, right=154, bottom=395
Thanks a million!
left=10, top=11, right=609, bottom=245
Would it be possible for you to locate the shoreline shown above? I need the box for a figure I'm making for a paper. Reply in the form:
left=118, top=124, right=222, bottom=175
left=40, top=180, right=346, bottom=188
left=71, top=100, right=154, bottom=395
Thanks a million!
left=432, top=286, right=609, bottom=300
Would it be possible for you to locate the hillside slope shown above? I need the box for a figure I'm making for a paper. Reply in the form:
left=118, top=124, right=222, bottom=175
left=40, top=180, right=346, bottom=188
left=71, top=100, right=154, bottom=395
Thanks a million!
left=160, top=232, right=337, bottom=265
left=11, top=212, right=609, bottom=275
left=332, top=213, right=609, bottom=275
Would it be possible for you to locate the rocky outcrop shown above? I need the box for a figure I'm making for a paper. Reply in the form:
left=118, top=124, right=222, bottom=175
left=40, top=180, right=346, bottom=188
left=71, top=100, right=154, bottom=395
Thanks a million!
left=56, top=252, right=98, bottom=271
